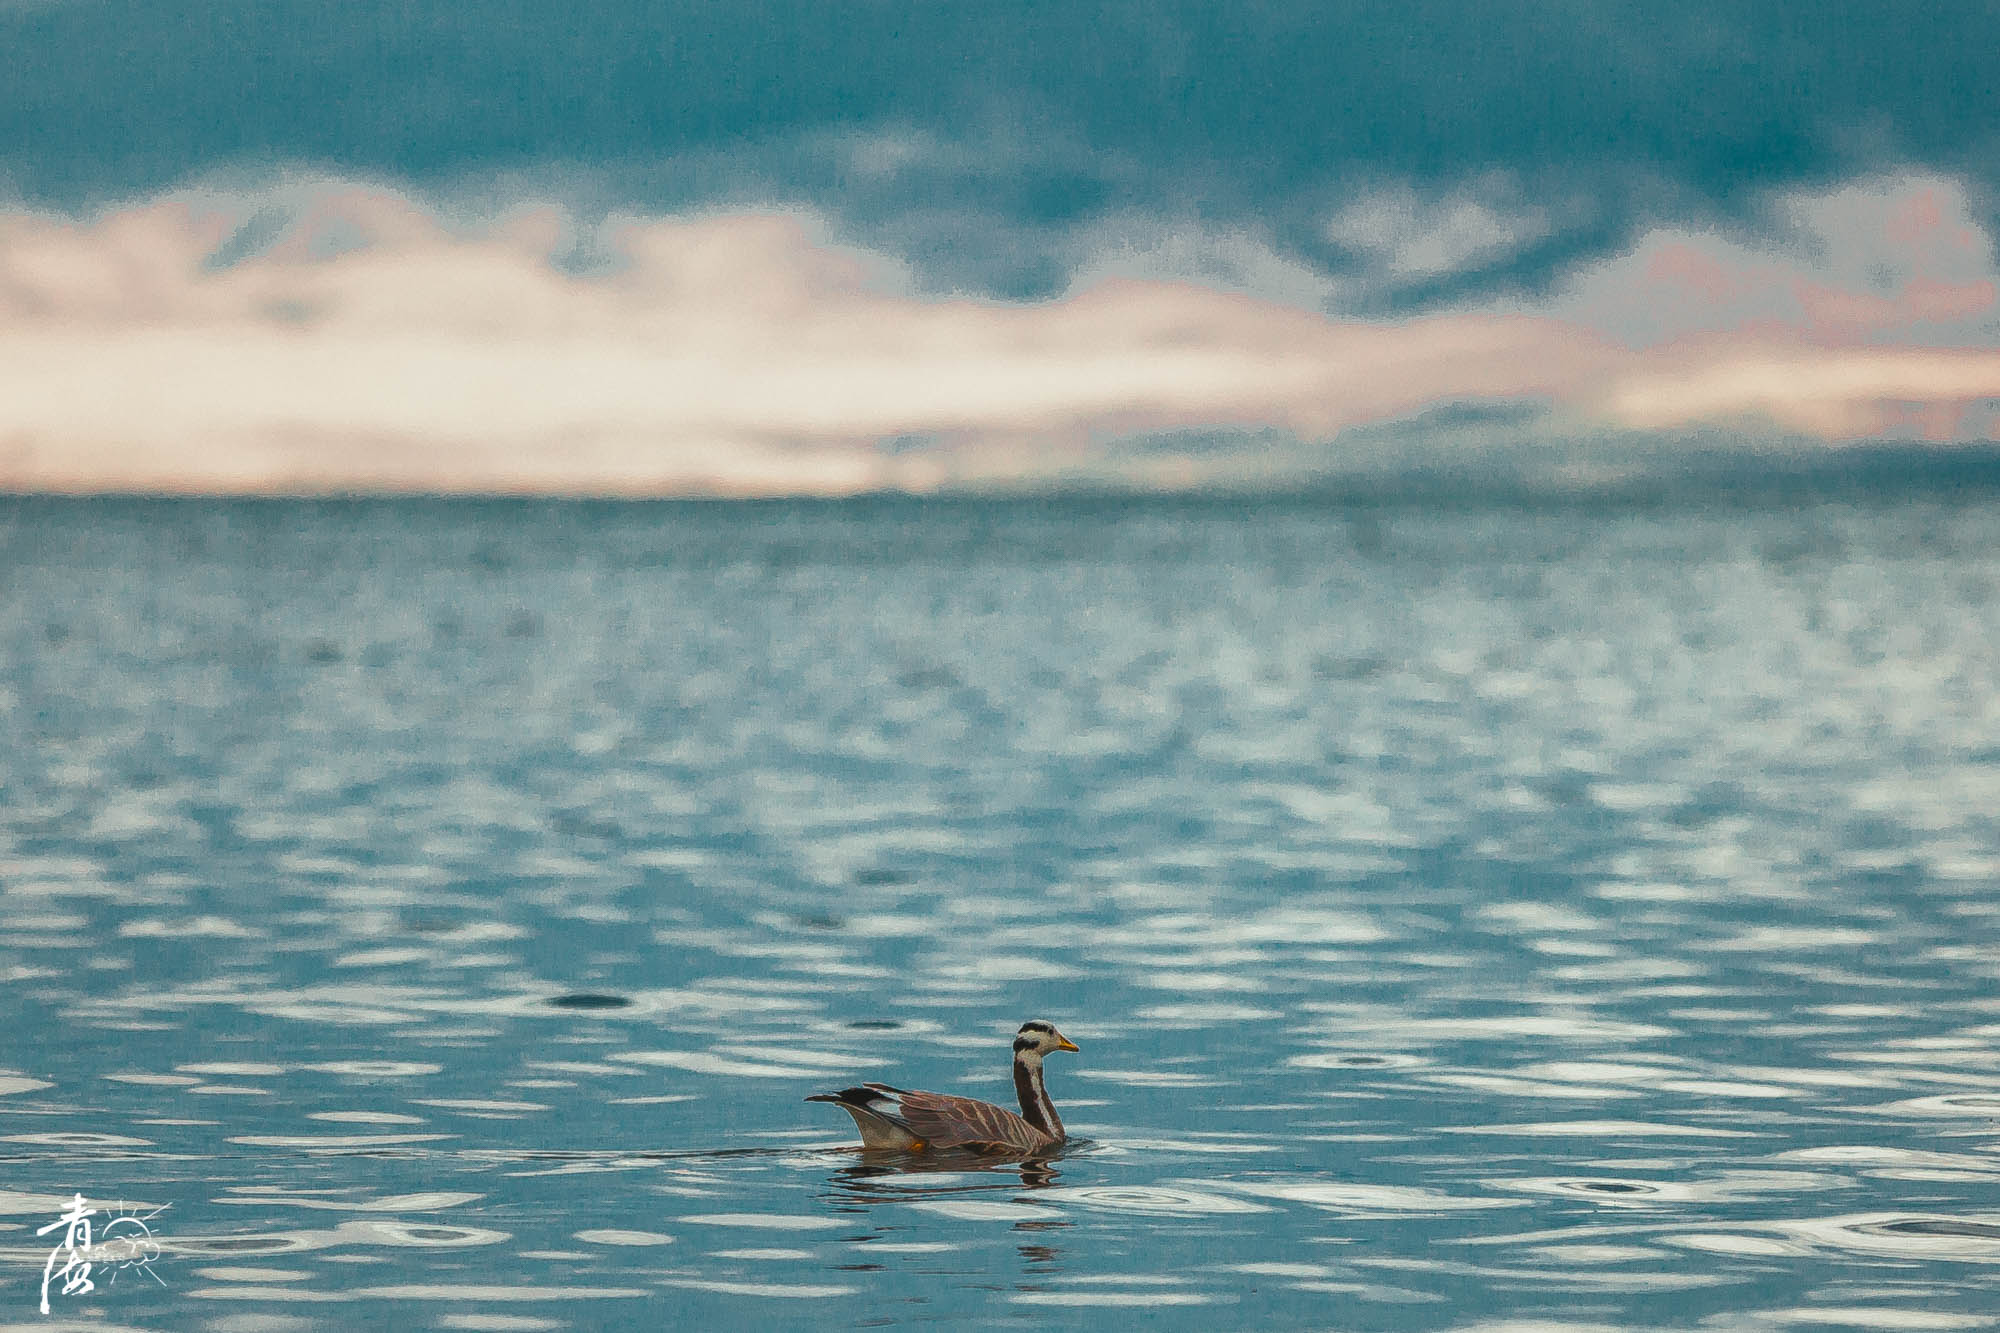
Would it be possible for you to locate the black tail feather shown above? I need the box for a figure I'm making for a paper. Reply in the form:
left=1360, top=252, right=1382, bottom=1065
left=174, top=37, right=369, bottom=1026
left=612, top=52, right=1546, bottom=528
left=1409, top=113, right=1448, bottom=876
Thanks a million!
left=805, top=1083, right=908, bottom=1106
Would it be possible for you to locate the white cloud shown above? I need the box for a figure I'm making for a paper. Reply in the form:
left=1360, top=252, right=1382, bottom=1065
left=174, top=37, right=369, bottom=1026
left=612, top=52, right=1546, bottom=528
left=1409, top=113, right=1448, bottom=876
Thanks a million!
left=1325, top=178, right=1557, bottom=282
left=4, top=172, right=2000, bottom=495
left=1063, top=215, right=1345, bottom=312
left=1549, top=170, right=2000, bottom=349
left=1775, top=172, right=1998, bottom=293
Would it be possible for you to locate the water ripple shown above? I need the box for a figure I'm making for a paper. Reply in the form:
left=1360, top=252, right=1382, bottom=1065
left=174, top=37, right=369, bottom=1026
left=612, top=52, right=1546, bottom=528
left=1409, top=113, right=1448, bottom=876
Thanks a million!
left=1042, top=1185, right=1275, bottom=1216
left=9, top=498, right=2000, bottom=1329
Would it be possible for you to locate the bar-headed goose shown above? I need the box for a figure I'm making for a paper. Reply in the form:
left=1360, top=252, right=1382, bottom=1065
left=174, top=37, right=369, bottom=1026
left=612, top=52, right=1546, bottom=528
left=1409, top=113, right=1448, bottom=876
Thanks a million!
left=808, top=1020, right=1079, bottom=1156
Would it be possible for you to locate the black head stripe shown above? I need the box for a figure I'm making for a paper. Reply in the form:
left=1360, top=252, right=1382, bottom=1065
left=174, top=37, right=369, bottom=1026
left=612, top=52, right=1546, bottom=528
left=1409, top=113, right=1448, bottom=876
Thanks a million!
left=1019, top=1021, right=1055, bottom=1035
left=1013, top=1036, right=1034, bottom=1052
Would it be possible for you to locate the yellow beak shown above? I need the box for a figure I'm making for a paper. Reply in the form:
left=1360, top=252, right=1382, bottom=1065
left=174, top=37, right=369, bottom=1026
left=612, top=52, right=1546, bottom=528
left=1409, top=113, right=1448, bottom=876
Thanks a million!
left=1056, top=1035, right=1079, bottom=1052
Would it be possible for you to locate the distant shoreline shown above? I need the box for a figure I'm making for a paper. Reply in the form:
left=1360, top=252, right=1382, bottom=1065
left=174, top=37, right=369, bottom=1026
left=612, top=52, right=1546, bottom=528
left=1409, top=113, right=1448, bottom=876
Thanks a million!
left=6, top=441, right=2000, bottom=509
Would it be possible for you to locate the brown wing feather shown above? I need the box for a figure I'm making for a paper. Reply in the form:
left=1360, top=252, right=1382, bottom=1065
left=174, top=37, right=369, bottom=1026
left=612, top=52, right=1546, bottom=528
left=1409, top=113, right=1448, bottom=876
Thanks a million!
left=889, top=1090, right=1058, bottom=1155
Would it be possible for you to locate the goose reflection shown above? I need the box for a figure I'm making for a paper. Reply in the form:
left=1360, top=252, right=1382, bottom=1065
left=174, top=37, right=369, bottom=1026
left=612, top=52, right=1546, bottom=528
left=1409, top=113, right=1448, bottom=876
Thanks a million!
left=826, top=1151, right=1065, bottom=1200
left=1018, top=1241, right=1064, bottom=1267
left=822, top=1155, right=1074, bottom=1274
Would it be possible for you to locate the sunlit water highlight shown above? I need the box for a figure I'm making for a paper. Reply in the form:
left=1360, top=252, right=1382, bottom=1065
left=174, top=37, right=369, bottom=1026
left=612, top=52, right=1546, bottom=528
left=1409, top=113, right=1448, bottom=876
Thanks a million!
left=2, top=493, right=1999, bottom=1327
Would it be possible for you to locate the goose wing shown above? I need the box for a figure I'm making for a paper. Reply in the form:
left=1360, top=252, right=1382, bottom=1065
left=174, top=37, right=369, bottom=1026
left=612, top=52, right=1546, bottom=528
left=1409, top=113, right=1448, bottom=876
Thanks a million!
left=881, top=1088, right=1056, bottom=1155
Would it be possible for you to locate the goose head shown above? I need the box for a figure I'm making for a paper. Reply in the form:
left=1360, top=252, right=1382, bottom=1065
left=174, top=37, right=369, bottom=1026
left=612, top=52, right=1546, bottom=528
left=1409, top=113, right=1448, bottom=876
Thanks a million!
left=1013, top=1019, right=1079, bottom=1062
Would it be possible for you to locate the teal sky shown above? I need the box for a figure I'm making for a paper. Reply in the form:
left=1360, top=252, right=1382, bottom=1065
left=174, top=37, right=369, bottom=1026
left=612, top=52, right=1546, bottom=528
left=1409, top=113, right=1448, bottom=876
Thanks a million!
left=9, top=1, right=1999, bottom=301
left=5, top=2, right=2000, bottom=493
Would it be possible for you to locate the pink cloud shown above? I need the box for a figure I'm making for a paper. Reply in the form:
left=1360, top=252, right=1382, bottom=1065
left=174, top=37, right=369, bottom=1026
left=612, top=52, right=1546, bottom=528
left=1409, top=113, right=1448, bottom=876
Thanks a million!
left=1589, top=342, right=2000, bottom=439
left=1793, top=276, right=1997, bottom=340
left=1643, top=242, right=1751, bottom=304
left=2, top=175, right=1999, bottom=495
left=1885, top=188, right=1945, bottom=244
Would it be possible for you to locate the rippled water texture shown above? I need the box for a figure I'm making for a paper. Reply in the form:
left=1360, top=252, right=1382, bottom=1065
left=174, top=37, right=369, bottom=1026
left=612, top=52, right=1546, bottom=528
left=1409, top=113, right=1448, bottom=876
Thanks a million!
left=3, top=493, right=2000, bottom=1328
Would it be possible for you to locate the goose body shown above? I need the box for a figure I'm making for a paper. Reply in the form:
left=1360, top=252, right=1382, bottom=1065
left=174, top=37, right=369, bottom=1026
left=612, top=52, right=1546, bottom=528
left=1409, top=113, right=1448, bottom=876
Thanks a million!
left=808, top=1020, right=1079, bottom=1156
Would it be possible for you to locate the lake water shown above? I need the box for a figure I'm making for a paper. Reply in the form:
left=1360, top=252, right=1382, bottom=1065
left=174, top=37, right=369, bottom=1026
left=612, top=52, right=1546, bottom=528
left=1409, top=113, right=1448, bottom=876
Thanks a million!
left=3, top=489, right=2000, bottom=1329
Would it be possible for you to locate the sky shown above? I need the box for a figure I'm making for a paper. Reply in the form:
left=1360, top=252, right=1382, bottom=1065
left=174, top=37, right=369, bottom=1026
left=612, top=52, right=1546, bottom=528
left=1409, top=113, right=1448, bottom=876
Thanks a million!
left=6, top=1, right=2000, bottom=494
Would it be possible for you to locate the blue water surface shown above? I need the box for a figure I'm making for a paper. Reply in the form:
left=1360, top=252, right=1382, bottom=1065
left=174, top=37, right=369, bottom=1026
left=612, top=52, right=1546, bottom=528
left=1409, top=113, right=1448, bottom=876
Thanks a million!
left=1, top=491, right=1999, bottom=1329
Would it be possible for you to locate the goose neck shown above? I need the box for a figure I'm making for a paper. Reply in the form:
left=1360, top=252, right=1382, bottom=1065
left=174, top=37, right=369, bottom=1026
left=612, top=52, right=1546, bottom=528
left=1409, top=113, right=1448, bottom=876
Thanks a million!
left=1013, top=1052, right=1063, bottom=1141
